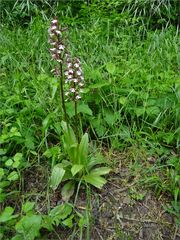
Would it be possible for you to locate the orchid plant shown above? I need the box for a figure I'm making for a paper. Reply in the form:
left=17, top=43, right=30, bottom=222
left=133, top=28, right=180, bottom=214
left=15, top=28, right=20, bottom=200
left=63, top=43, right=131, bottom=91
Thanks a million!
left=48, top=17, right=111, bottom=201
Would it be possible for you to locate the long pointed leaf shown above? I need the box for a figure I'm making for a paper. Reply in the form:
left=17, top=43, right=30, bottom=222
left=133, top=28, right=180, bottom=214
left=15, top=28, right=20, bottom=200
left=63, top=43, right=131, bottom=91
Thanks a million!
left=50, top=164, right=65, bottom=190
left=61, top=181, right=75, bottom=202
left=84, top=173, right=107, bottom=189
left=71, top=164, right=84, bottom=176
left=78, top=133, right=88, bottom=165
left=90, top=167, right=111, bottom=175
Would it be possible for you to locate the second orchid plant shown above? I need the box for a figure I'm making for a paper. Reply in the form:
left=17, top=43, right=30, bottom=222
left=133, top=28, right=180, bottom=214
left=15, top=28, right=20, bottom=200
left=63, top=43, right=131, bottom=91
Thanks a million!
left=48, top=17, right=111, bottom=201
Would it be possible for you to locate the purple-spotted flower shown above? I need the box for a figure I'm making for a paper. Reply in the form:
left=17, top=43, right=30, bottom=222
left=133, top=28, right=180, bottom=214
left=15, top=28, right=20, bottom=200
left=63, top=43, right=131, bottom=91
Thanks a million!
left=49, top=17, right=84, bottom=102
left=48, top=17, right=65, bottom=65
left=64, top=56, right=84, bottom=101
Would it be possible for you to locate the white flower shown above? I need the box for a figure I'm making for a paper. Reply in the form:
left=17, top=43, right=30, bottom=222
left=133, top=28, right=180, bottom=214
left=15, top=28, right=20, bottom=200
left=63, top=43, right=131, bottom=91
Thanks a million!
left=77, top=70, right=82, bottom=76
left=74, top=63, right=80, bottom=68
left=72, top=78, right=78, bottom=83
left=55, top=30, right=61, bottom=35
left=65, top=92, right=69, bottom=96
left=75, top=58, right=80, bottom=63
left=75, top=95, right=81, bottom=100
left=67, top=62, right=72, bottom=68
left=68, top=69, right=73, bottom=74
left=67, top=75, right=73, bottom=80
left=58, top=44, right=65, bottom=50
left=79, top=82, right=84, bottom=87
left=50, top=48, right=56, bottom=52
left=57, top=50, right=63, bottom=54
left=70, top=88, right=76, bottom=93
left=80, top=76, right=84, bottom=81
left=52, top=19, right=58, bottom=24
left=64, top=71, right=69, bottom=76
left=66, top=57, right=71, bottom=63
left=65, top=53, right=70, bottom=58
left=50, top=42, right=56, bottom=46
left=51, top=25, right=57, bottom=30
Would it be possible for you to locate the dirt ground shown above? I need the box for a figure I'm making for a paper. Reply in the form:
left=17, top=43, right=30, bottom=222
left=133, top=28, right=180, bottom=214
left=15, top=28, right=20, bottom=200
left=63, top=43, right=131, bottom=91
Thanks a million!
left=21, top=152, right=180, bottom=240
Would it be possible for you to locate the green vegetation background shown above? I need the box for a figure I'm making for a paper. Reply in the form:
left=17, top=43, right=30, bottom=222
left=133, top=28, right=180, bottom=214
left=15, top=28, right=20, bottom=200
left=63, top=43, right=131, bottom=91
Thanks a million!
left=0, top=0, right=180, bottom=239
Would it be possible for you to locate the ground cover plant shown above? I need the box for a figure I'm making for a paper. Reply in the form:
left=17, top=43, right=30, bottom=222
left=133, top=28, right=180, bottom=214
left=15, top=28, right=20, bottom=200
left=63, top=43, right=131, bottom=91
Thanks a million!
left=0, top=0, right=180, bottom=239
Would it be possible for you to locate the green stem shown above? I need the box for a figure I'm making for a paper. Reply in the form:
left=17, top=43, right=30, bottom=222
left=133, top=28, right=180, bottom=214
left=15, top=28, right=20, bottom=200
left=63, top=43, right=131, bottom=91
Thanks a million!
left=59, top=62, right=67, bottom=121
left=75, top=99, right=79, bottom=141
left=85, top=184, right=91, bottom=240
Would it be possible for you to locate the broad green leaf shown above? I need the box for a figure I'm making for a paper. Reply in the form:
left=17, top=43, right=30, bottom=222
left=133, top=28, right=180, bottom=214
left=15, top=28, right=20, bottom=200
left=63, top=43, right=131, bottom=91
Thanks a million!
left=61, top=160, right=72, bottom=168
left=50, top=203, right=72, bottom=226
left=50, top=164, right=65, bottom=190
left=13, top=160, right=20, bottom=168
left=62, top=215, right=74, bottom=228
left=0, top=192, right=6, bottom=202
left=77, top=104, right=92, bottom=116
left=87, top=153, right=107, bottom=170
left=22, top=201, right=35, bottom=213
left=14, top=153, right=23, bottom=162
left=78, top=133, right=89, bottom=165
left=9, top=127, right=21, bottom=137
left=0, top=168, right=5, bottom=180
left=119, top=125, right=131, bottom=140
left=15, top=215, right=42, bottom=240
left=134, top=107, right=145, bottom=117
left=71, top=164, right=84, bottom=176
left=61, top=121, right=77, bottom=147
left=65, top=102, right=75, bottom=118
left=50, top=78, right=58, bottom=100
left=119, top=96, right=127, bottom=105
left=7, top=171, right=19, bottom=181
left=104, top=111, right=117, bottom=125
left=41, top=215, right=54, bottom=231
left=0, top=207, right=18, bottom=223
left=61, top=121, right=78, bottom=163
left=62, top=170, right=73, bottom=182
left=84, top=174, right=107, bottom=189
left=25, top=135, right=35, bottom=150
left=5, top=159, right=13, bottom=167
left=146, top=106, right=160, bottom=116
left=61, top=181, right=75, bottom=202
left=0, top=149, right=7, bottom=155
left=11, top=235, right=22, bottom=240
left=91, top=119, right=106, bottom=137
left=43, top=146, right=60, bottom=158
left=78, top=215, right=88, bottom=228
left=42, top=113, right=54, bottom=131
left=106, top=62, right=116, bottom=74
left=0, top=181, right=10, bottom=188
left=90, top=167, right=111, bottom=176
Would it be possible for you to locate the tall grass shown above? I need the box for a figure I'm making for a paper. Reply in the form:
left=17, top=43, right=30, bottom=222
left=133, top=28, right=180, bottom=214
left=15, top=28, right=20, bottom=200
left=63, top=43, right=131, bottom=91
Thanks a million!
left=1, top=15, right=179, bottom=151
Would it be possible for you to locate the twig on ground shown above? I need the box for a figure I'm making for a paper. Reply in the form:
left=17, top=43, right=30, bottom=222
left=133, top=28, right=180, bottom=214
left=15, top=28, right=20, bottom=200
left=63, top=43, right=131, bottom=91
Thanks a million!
left=109, top=181, right=136, bottom=192
left=173, top=226, right=178, bottom=240
left=95, top=227, right=104, bottom=240
left=116, top=214, right=173, bottom=226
